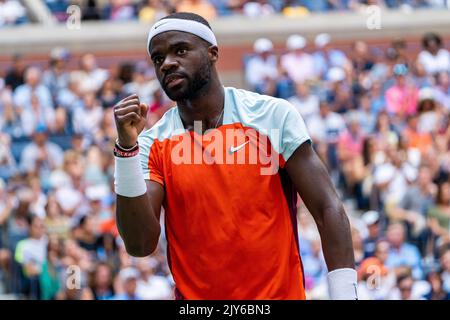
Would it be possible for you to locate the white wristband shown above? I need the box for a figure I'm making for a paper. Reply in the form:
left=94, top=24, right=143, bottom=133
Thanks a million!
left=327, top=268, right=358, bottom=300
left=114, top=155, right=147, bottom=197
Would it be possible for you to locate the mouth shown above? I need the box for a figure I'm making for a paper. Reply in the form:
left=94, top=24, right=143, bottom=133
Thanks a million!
left=164, top=74, right=185, bottom=88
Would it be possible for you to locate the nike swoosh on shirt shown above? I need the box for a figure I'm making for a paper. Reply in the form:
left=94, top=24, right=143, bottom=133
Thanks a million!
left=229, top=141, right=250, bottom=154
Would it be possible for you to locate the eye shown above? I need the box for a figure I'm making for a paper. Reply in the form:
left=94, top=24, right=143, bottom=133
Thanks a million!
left=177, top=48, right=187, bottom=55
left=153, top=56, right=163, bottom=65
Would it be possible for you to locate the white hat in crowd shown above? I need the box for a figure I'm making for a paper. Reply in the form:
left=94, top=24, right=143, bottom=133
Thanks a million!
left=362, top=210, right=380, bottom=226
left=55, top=187, right=82, bottom=212
left=286, top=34, right=307, bottom=51
left=253, top=38, right=274, bottom=54
left=85, top=184, right=109, bottom=202
left=418, top=87, right=435, bottom=101
left=315, top=33, right=331, bottom=48
left=119, top=267, right=140, bottom=282
left=327, top=67, right=346, bottom=82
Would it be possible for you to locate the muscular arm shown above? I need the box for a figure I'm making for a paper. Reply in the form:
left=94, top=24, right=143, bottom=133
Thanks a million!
left=113, top=94, right=164, bottom=257
left=286, top=142, right=355, bottom=271
left=116, top=180, right=164, bottom=257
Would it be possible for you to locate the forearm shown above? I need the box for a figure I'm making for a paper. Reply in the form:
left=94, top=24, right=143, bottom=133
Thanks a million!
left=116, top=194, right=161, bottom=257
left=315, top=204, right=355, bottom=271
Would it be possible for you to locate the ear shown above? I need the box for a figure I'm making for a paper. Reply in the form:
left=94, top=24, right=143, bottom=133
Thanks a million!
left=208, top=45, right=219, bottom=64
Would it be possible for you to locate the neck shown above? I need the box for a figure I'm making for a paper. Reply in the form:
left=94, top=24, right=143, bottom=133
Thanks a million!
left=177, top=75, right=225, bottom=132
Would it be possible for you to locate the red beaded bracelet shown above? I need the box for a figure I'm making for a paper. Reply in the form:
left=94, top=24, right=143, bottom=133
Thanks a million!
left=114, top=140, right=139, bottom=158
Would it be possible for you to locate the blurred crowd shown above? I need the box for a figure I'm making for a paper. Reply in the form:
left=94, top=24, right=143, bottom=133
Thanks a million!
left=0, top=48, right=174, bottom=299
left=1, top=0, right=450, bottom=27
left=244, top=31, right=450, bottom=299
left=1, top=24, right=450, bottom=299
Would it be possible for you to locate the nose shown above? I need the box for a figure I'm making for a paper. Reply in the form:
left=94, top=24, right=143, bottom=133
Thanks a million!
left=161, top=54, right=179, bottom=73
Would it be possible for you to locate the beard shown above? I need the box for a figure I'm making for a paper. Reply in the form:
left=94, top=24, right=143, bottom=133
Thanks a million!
left=162, top=58, right=212, bottom=101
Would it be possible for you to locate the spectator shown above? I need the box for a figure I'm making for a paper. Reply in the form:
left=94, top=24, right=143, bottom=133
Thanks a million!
left=88, top=262, right=115, bottom=300
left=288, top=82, right=320, bottom=123
left=402, top=113, right=433, bottom=155
left=325, top=66, right=353, bottom=114
left=0, top=133, right=18, bottom=180
left=0, top=0, right=27, bottom=27
left=13, top=67, right=54, bottom=134
left=307, top=100, right=346, bottom=173
left=427, top=182, right=450, bottom=243
left=20, top=91, right=56, bottom=136
left=20, top=126, right=64, bottom=183
left=72, top=91, right=103, bottom=141
left=14, top=215, right=48, bottom=299
left=422, top=270, right=450, bottom=300
left=39, top=234, right=62, bottom=300
left=102, top=0, right=136, bottom=21
left=417, top=32, right=450, bottom=75
left=43, top=193, right=71, bottom=240
left=139, top=0, right=173, bottom=23
left=385, top=64, right=419, bottom=117
left=73, top=215, right=98, bottom=253
left=361, top=210, right=382, bottom=258
left=245, top=38, right=279, bottom=96
left=389, top=269, right=426, bottom=300
left=352, top=41, right=375, bottom=75
left=417, top=87, right=442, bottom=135
left=392, top=165, right=435, bottom=245
left=433, top=71, right=450, bottom=111
left=0, top=179, right=13, bottom=279
left=4, top=54, right=26, bottom=91
left=176, top=0, right=217, bottom=21
left=56, top=74, right=83, bottom=115
left=242, top=0, right=275, bottom=17
left=42, top=47, right=71, bottom=102
left=135, top=257, right=173, bottom=299
left=82, top=0, right=101, bottom=20
left=351, top=95, right=376, bottom=135
left=301, top=235, right=328, bottom=290
left=352, top=227, right=365, bottom=267
left=441, top=247, right=450, bottom=293
left=385, top=222, right=423, bottom=279
left=280, top=35, right=316, bottom=83
left=123, top=62, right=160, bottom=105
left=358, top=239, right=396, bottom=300
left=112, top=267, right=142, bottom=300
left=313, top=33, right=350, bottom=80
left=71, top=53, right=108, bottom=93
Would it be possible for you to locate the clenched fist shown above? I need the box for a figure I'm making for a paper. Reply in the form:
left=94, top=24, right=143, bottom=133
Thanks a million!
left=114, top=94, right=148, bottom=148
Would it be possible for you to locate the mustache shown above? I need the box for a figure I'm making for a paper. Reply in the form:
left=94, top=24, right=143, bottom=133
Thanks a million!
left=163, top=72, right=188, bottom=86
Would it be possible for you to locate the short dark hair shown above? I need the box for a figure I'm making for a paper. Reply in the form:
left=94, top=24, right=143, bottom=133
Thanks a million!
left=422, top=32, right=442, bottom=49
left=160, top=12, right=212, bottom=30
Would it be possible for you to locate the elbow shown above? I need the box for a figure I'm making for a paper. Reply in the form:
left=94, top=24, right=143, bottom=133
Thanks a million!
left=124, top=228, right=161, bottom=257
left=125, top=240, right=159, bottom=257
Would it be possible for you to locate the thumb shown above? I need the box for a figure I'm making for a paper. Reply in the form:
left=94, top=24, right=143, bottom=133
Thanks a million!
left=139, top=103, right=149, bottom=119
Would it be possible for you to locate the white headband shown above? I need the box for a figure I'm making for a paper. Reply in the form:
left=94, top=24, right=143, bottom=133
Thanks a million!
left=147, top=18, right=217, bottom=56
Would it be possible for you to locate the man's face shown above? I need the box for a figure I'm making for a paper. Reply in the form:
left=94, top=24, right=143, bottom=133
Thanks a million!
left=33, top=132, right=47, bottom=147
left=399, top=277, right=413, bottom=300
left=26, top=68, right=41, bottom=87
left=375, top=240, right=389, bottom=263
left=124, top=278, right=137, bottom=295
left=30, top=217, right=46, bottom=239
left=387, top=224, right=405, bottom=248
left=149, top=31, right=216, bottom=101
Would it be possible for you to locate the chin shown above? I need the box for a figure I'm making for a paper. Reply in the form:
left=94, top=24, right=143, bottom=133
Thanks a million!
left=164, top=87, right=191, bottom=102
